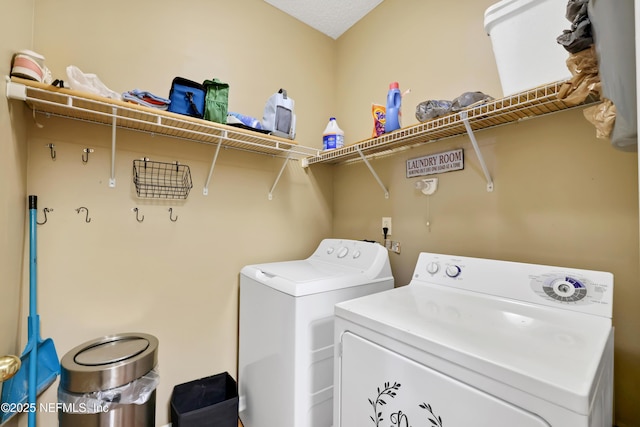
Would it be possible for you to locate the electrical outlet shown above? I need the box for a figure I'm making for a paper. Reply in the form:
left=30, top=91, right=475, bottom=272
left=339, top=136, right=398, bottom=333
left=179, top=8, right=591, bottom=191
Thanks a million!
left=390, top=241, right=401, bottom=254
left=382, top=217, right=392, bottom=236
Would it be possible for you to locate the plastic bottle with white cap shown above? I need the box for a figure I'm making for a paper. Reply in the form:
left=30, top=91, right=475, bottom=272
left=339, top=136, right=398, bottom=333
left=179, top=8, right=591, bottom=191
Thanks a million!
left=323, top=117, right=344, bottom=150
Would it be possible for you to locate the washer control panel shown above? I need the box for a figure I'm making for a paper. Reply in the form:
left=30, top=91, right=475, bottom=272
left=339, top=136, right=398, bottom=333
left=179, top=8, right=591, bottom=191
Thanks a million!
left=413, top=253, right=613, bottom=318
left=310, top=239, right=388, bottom=270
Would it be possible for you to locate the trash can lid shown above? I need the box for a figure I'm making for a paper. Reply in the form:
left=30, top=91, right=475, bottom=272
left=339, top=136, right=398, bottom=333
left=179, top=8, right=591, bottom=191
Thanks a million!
left=74, top=337, right=149, bottom=366
left=60, top=332, right=158, bottom=393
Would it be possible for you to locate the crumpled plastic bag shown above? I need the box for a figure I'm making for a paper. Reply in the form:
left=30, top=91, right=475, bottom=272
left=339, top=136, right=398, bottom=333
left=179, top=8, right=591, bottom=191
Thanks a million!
left=583, top=99, right=616, bottom=139
left=557, top=0, right=592, bottom=53
left=557, top=45, right=601, bottom=106
left=451, top=91, right=494, bottom=112
left=66, top=65, right=121, bottom=100
left=415, top=91, right=494, bottom=122
left=415, top=100, right=452, bottom=122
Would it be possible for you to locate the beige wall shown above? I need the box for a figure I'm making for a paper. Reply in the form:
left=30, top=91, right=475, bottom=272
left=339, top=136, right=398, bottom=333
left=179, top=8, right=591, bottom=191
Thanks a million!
left=0, top=1, right=32, bottom=427
left=1, top=0, right=638, bottom=426
left=9, top=1, right=335, bottom=426
left=23, top=119, right=332, bottom=427
left=334, top=0, right=640, bottom=426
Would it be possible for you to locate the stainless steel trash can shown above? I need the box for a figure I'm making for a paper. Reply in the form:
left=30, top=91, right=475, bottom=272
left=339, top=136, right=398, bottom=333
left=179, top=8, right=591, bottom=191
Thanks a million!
left=58, top=333, right=158, bottom=427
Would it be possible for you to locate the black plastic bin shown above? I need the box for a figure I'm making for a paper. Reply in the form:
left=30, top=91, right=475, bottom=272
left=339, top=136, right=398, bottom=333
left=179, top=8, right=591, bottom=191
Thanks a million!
left=170, top=372, right=238, bottom=427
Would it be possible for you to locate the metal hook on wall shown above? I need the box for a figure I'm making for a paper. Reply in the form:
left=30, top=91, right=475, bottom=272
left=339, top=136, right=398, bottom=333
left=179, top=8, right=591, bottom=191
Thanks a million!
left=168, top=208, right=178, bottom=222
left=75, top=207, right=91, bottom=223
left=37, top=208, right=53, bottom=225
left=82, top=148, right=94, bottom=164
left=47, top=144, right=56, bottom=160
left=132, top=207, right=144, bottom=223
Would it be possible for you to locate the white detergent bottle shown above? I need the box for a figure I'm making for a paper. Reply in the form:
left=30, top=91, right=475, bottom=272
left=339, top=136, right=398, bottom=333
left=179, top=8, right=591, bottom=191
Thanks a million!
left=323, top=117, right=344, bottom=150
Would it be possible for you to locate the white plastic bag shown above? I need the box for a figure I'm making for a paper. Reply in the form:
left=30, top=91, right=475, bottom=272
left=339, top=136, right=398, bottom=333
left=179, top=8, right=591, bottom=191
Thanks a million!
left=262, top=88, right=296, bottom=139
left=66, top=65, right=121, bottom=100
left=57, top=368, right=159, bottom=413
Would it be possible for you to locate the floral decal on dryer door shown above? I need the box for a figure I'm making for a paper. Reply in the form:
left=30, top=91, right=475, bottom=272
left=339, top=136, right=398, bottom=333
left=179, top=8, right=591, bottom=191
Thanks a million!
left=368, top=382, right=444, bottom=427
left=419, top=402, right=443, bottom=427
left=368, top=381, right=401, bottom=426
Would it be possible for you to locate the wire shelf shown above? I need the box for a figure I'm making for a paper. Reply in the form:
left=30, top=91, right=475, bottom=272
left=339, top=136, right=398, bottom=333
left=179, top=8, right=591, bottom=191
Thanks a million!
left=133, top=159, right=193, bottom=199
left=305, top=80, right=600, bottom=165
left=6, top=77, right=319, bottom=159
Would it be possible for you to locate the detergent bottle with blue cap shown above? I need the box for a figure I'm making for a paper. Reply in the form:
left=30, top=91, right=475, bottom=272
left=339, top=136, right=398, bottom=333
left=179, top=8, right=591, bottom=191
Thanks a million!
left=384, top=82, right=402, bottom=133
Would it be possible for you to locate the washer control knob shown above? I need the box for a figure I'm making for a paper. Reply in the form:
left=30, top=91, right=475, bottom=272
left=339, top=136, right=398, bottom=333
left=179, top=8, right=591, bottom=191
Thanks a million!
left=427, top=262, right=440, bottom=274
left=353, top=250, right=361, bottom=259
left=446, top=265, right=462, bottom=278
left=326, top=247, right=335, bottom=254
left=337, top=247, right=349, bottom=258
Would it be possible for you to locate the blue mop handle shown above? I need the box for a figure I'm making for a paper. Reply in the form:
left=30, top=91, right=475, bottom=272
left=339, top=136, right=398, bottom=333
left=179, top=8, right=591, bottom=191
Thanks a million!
left=28, top=195, right=38, bottom=427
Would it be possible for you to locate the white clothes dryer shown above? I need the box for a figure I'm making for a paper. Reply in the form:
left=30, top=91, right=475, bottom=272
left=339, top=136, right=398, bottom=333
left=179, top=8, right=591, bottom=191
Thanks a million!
left=334, top=253, right=614, bottom=427
left=239, top=239, right=394, bottom=427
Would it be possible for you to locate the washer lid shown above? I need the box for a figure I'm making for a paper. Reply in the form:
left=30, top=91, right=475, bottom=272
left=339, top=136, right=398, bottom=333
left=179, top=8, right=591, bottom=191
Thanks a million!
left=74, top=337, right=150, bottom=366
left=241, top=260, right=382, bottom=296
left=258, top=260, right=360, bottom=283
left=335, top=283, right=613, bottom=415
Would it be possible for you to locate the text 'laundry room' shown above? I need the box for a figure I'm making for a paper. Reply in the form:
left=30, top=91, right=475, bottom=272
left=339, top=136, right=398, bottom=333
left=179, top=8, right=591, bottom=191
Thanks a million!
left=0, top=0, right=638, bottom=427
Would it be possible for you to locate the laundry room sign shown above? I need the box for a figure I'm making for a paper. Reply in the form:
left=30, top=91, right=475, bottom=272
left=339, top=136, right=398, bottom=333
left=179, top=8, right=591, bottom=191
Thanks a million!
left=406, top=149, right=464, bottom=178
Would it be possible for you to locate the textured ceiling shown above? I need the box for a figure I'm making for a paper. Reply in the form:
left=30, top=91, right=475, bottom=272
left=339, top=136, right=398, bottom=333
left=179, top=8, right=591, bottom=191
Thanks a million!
left=264, top=0, right=384, bottom=39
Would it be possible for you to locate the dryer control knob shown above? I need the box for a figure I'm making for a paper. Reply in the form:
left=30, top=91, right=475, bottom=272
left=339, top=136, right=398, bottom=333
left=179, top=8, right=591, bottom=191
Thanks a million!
left=337, top=247, right=349, bottom=258
left=326, top=247, right=335, bottom=254
left=427, top=262, right=440, bottom=274
left=353, top=250, right=361, bottom=259
left=446, top=265, right=462, bottom=278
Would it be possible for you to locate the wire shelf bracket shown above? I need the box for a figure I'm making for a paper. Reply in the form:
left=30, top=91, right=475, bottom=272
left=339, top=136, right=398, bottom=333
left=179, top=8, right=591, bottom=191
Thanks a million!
left=269, top=152, right=293, bottom=200
left=203, top=135, right=225, bottom=196
left=110, top=107, right=117, bottom=187
left=460, top=111, right=494, bottom=192
left=357, top=148, right=390, bottom=199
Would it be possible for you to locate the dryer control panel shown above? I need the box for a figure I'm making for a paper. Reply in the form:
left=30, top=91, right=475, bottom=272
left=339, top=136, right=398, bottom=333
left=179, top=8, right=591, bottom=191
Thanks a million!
left=412, top=253, right=613, bottom=318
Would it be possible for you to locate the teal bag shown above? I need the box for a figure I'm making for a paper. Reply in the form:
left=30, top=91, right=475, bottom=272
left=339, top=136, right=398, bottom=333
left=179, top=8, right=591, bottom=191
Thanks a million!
left=203, top=78, right=229, bottom=124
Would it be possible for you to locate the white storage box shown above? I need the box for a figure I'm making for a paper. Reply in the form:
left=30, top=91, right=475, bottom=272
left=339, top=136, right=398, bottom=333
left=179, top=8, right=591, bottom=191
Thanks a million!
left=484, top=0, right=571, bottom=96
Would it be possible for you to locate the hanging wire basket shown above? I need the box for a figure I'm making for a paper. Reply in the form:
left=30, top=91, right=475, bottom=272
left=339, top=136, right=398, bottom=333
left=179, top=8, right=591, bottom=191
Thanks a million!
left=133, top=158, right=193, bottom=199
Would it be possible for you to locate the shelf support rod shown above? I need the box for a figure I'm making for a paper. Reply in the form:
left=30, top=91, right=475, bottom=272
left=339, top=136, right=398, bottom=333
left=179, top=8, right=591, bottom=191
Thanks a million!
left=203, top=133, right=225, bottom=196
left=269, top=152, right=292, bottom=200
left=109, top=107, right=117, bottom=187
left=357, top=148, right=389, bottom=199
left=460, top=111, right=494, bottom=192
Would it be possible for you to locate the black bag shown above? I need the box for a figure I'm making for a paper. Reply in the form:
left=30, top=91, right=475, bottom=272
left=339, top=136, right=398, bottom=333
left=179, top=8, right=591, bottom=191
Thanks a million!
left=168, top=77, right=206, bottom=119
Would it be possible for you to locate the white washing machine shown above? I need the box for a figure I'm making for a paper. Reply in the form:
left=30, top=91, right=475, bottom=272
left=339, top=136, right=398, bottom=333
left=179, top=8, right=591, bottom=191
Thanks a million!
left=238, top=239, right=394, bottom=427
left=334, top=253, right=614, bottom=427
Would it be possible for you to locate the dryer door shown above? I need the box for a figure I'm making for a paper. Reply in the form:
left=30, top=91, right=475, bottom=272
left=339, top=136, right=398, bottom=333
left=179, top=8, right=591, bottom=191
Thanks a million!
left=337, top=332, right=550, bottom=427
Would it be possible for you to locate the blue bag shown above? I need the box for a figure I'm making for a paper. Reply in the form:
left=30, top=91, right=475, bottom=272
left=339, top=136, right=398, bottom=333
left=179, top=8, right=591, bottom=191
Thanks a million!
left=167, top=77, right=205, bottom=119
